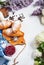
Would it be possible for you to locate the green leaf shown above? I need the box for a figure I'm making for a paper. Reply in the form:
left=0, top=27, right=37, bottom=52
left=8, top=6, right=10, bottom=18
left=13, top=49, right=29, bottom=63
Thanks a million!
left=37, top=42, right=44, bottom=52
left=34, top=57, right=41, bottom=62
left=39, top=62, right=44, bottom=65
left=37, top=46, right=43, bottom=52
left=40, top=42, right=44, bottom=50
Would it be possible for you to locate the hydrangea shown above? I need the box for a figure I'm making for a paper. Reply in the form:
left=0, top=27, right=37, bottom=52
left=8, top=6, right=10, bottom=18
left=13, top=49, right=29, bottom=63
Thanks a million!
left=35, top=32, right=44, bottom=43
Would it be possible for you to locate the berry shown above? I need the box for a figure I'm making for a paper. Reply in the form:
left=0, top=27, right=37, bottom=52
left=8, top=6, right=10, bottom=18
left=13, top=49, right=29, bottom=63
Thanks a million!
left=4, top=45, right=16, bottom=56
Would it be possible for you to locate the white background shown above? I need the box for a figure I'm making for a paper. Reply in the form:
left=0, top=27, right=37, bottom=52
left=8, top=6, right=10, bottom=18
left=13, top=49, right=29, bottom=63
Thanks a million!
left=4, top=0, right=44, bottom=65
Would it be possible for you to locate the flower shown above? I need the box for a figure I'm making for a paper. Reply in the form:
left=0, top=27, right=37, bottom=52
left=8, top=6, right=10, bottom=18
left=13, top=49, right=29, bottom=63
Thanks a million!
left=35, top=32, right=44, bottom=43
left=32, top=49, right=42, bottom=59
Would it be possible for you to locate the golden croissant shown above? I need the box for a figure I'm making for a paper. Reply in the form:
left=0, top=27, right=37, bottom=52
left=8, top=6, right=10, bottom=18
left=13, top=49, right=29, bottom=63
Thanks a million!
left=0, top=20, right=12, bottom=29
left=0, top=12, right=25, bottom=46
left=2, top=33, right=25, bottom=46
left=3, top=30, right=24, bottom=37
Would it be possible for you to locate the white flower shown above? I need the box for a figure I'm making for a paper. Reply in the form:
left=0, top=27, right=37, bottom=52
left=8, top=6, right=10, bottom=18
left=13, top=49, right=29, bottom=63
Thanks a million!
left=32, top=32, right=44, bottom=48
left=32, top=49, right=42, bottom=58
left=35, top=32, right=44, bottom=43
left=32, top=41, right=40, bottom=49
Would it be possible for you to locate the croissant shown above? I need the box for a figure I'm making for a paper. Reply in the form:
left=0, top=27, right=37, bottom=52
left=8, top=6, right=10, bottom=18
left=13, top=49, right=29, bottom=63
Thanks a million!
left=0, top=12, right=25, bottom=46
left=0, top=20, right=12, bottom=29
left=12, top=20, right=21, bottom=33
left=2, top=33, right=25, bottom=46
left=0, top=7, right=9, bottom=18
left=3, top=30, right=24, bottom=37
left=2, top=20, right=21, bottom=36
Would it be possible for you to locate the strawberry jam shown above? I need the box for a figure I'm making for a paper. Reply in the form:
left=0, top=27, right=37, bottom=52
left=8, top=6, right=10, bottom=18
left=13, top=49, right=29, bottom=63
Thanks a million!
left=4, top=45, right=16, bottom=56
